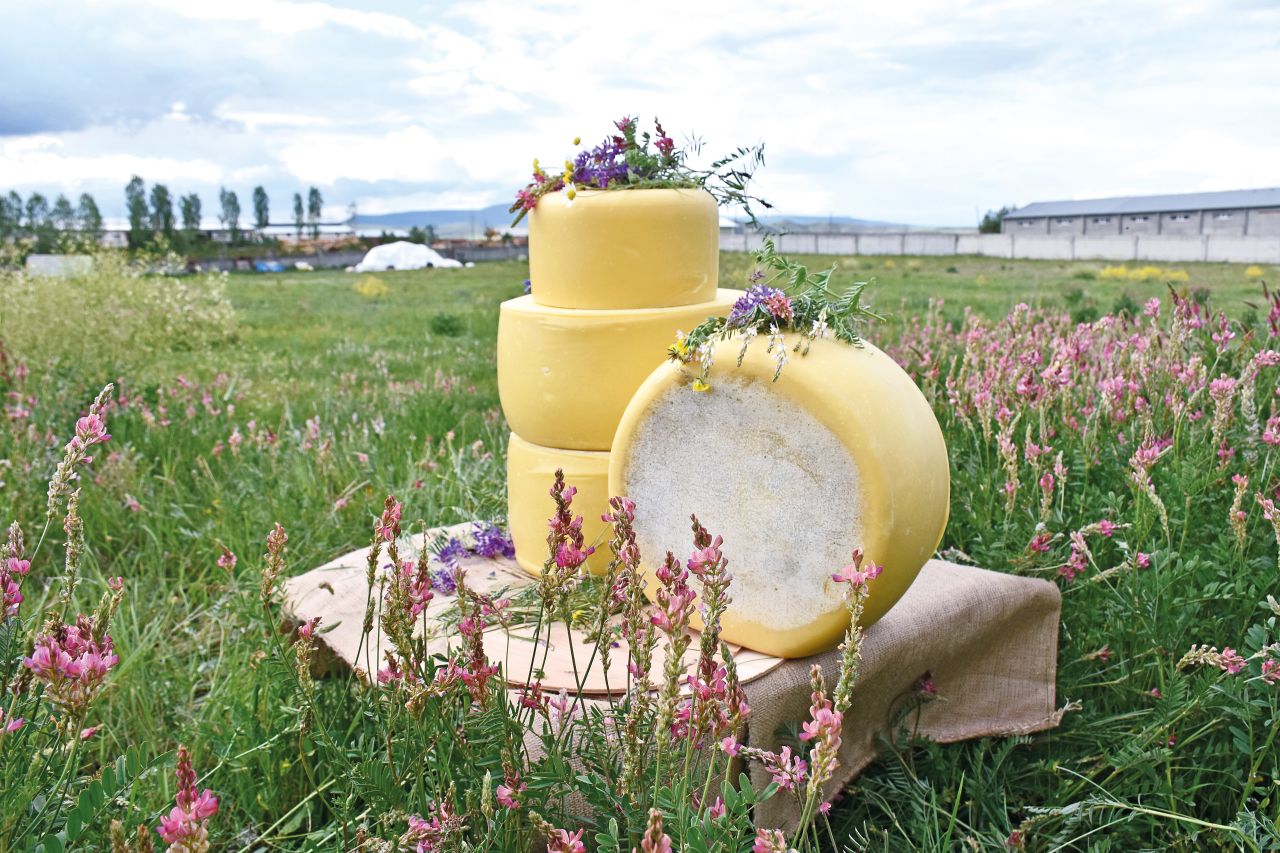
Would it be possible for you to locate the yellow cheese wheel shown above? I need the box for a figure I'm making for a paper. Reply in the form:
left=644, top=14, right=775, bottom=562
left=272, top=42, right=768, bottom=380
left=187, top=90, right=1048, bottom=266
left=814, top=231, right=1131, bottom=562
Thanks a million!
left=528, top=188, right=719, bottom=310
left=507, top=433, right=613, bottom=577
left=609, top=335, right=950, bottom=658
left=497, top=290, right=741, bottom=451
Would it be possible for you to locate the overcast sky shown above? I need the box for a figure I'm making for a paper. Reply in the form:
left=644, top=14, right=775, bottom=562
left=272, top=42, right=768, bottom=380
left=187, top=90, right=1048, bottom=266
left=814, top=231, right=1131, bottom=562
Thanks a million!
left=3, top=0, right=1278, bottom=226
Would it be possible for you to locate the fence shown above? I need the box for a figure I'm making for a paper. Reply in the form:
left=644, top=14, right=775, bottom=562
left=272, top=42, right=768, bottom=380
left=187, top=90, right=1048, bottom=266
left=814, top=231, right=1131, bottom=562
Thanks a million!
left=719, top=232, right=1280, bottom=264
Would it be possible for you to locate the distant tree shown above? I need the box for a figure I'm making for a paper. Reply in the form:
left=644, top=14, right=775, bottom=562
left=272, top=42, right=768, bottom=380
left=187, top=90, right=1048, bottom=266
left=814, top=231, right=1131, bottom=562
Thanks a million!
left=252, top=185, right=269, bottom=231
left=0, top=192, right=19, bottom=239
left=50, top=194, right=75, bottom=235
left=980, top=205, right=1016, bottom=234
left=149, top=184, right=175, bottom=238
left=407, top=226, right=427, bottom=244
left=219, top=187, right=241, bottom=243
left=76, top=193, right=103, bottom=241
left=306, top=186, right=323, bottom=239
left=292, top=192, right=304, bottom=239
left=24, top=193, right=54, bottom=252
left=125, top=176, right=149, bottom=247
left=180, top=193, right=202, bottom=233
left=24, top=193, right=49, bottom=231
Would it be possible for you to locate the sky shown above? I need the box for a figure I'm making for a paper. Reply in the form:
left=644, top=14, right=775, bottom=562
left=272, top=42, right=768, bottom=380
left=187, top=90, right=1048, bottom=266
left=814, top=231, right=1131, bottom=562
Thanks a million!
left=3, top=0, right=1279, bottom=227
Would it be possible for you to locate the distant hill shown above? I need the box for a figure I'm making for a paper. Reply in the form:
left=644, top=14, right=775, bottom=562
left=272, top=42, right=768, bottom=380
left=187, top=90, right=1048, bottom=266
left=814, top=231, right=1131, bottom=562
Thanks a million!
left=350, top=204, right=928, bottom=237
left=350, top=204, right=515, bottom=238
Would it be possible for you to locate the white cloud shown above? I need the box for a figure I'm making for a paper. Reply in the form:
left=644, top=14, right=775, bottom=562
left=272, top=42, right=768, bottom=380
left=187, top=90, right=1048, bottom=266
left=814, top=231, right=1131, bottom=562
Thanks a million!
left=0, top=135, right=222, bottom=188
left=5, top=0, right=1280, bottom=224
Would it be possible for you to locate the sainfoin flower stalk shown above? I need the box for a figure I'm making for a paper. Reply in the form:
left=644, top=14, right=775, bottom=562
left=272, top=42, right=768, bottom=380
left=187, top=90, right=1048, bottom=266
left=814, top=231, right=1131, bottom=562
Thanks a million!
left=156, top=746, right=218, bottom=852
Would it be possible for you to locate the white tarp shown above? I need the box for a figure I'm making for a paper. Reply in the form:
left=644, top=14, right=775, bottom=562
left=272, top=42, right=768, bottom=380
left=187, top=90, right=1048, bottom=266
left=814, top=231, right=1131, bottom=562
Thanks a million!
left=353, top=241, right=462, bottom=272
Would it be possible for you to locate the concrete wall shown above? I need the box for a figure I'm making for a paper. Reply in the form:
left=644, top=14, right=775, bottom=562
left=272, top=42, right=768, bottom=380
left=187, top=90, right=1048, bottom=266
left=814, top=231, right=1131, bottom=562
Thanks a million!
left=1204, top=211, right=1246, bottom=236
left=1005, top=218, right=1047, bottom=234
left=1137, top=236, right=1207, bottom=262
left=859, top=233, right=906, bottom=255
left=1206, top=237, right=1280, bottom=263
left=1248, top=209, right=1280, bottom=237
left=1122, top=215, right=1157, bottom=234
left=904, top=233, right=958, bottom=255
left=955, top=234, right=1014, bottom=257
left=1074, top=237, right=1136, bottom=261
left=1048, top=217, right=1084, bottom=236
left=1084, top=217, right=1121, bottom=235
left=1159, top=213, right=1200, bottom=236
left=718, top=231, right=1280, bottom=264
left=1011, top=236, right=1074, bottom=259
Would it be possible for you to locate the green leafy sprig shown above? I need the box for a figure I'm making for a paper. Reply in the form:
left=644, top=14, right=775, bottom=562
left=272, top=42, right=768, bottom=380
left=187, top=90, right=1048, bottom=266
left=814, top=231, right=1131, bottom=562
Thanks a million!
left=669, top=237, right=884, bottom=389
left=510, top=116, right=771, bottom=227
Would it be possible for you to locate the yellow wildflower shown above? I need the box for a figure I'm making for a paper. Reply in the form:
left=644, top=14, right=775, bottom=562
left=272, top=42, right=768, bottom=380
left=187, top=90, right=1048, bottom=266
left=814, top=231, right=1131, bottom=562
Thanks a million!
left=692, top=378, right=711, bottom=392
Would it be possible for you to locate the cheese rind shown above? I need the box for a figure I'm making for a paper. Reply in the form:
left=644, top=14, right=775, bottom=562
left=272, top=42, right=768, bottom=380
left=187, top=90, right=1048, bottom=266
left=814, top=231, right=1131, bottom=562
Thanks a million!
left=610, top=335, right=950, bottom=658
left=497, top=290, right=741, bottom=451
left=528, top=189, right=720, bottom=310
left=507, top=433, right=613, bottom=577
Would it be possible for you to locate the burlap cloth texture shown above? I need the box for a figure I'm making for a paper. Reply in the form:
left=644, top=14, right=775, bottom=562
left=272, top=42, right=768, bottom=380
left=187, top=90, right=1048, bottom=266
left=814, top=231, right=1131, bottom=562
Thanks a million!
left=283, top=525, right=1064, bottom=829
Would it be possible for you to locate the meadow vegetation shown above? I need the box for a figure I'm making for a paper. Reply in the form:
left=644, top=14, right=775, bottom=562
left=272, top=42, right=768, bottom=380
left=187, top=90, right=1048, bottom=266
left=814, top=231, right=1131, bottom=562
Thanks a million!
left=1, top=253, right=1278, bottom=850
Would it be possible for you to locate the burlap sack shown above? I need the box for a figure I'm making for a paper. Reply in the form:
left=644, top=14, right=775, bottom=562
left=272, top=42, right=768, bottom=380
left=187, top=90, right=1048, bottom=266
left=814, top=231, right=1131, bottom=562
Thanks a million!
left=741, top=559, right=1063, bottom=829
left=284, top=532, right=1062, bottom=830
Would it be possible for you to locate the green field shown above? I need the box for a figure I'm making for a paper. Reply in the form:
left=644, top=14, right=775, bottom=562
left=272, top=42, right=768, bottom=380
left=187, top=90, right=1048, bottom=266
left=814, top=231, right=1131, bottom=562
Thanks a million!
left=2, top=252, right=1278, bottom=850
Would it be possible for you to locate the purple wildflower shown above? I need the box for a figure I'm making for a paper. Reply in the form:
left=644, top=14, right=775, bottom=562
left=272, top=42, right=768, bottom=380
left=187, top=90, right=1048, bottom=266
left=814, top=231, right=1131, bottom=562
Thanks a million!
left=727, top=284, right=794, bottom=328
left=430, top=567, right=458, bottom=596
left=437, top=537, right=467, bottom=569
left=572, top=138, right=632, bottom=188
left=472, top=522, right=515, bottom=559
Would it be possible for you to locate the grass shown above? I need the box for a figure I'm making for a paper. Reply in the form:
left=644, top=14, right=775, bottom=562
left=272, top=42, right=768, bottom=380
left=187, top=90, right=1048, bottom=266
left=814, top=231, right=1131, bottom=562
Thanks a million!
left=1, top=252, right=1278, bottom=849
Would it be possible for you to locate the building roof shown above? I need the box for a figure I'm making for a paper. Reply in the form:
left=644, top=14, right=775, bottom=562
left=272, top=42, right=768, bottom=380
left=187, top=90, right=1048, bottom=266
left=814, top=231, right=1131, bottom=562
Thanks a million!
left=1004, top=187, right=1280, bottom=220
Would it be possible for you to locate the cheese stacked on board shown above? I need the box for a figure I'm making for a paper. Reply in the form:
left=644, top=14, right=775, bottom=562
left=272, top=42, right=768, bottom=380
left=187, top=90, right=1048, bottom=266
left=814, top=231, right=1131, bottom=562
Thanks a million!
left=499, top=188, right=740, bottom=576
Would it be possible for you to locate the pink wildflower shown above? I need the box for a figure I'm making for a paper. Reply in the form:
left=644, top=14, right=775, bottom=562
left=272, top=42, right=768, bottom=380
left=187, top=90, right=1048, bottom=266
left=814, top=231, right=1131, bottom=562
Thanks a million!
left=720, top=736, right=741, bottom=757
left=1218, top=647, right=1246, bottom=675
left=1261, top=659, right=1280, bottom=685
left=375, top=497, right=403, bottom=542
left=832, top=548, right=883, bottom=587
left=156, top=745, right=219, bottom=850
left=640, top=809, right=673, bottom=853
left=707, top=797, right=726, bottom=820
left=546, top=828, right=586, bottom=853
left=22, top=615, right=119, bottom=715
left=1028, top=532, right=1052, bottom=553
left=216, top=548, right=236, bottom=571
left=495, top=773, right=525, bottom=810
left=753, top=828, right=788, bottom=853
left=1135, top=552, right=1151, bottom=568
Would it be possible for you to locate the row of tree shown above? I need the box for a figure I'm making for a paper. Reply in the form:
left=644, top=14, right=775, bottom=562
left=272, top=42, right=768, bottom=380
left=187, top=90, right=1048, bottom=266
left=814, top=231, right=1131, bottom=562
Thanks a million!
left=0, top=192, right=103, bottom=250
left=0, top=180, right=329, bottom=251
left=124, top=178, right=325, bottom=246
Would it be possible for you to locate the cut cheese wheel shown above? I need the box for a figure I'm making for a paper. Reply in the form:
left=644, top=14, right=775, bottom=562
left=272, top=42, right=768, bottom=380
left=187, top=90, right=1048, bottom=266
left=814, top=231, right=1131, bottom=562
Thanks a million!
left=610, top=335, right=950, bottom=658
left=497, top=290, right=741, bottom=451
left=528, top=188, right=719, bottom=310
left=507, top=433, right=612, bottom=577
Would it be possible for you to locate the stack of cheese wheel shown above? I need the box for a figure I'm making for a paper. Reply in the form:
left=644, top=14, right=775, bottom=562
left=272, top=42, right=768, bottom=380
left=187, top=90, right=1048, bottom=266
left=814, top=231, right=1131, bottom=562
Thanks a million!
left=499, top=188, right=741, bottom=576
left=609, top=334, right=950, bottom=658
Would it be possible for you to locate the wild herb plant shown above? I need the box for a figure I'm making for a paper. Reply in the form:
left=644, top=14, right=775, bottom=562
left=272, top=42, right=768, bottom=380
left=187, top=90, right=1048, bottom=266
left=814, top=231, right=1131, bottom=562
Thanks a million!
left=670, top=237, right=884, bottom=388
left=510, top=116, right=770, bottom=226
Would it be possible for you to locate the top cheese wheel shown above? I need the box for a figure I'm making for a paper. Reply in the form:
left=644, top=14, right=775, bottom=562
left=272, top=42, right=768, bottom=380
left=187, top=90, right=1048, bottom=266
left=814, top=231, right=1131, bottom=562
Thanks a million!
left=609, top=335, right=950, bottom=659
left=528, top=188, right=719, bottom=310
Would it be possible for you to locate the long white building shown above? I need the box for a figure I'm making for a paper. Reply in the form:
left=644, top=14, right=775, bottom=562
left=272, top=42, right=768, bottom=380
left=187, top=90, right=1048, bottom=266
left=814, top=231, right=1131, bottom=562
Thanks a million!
left=1003, top=188, right=1280, bottom=237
